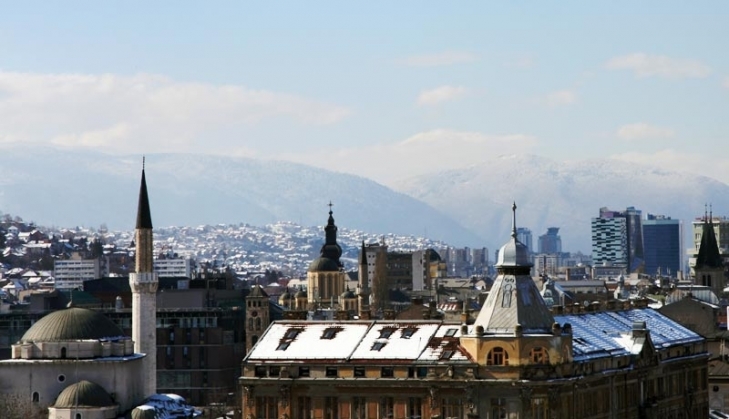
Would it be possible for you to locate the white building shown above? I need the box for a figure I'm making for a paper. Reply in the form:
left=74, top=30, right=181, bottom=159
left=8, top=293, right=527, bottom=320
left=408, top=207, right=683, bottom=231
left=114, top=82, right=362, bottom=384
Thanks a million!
left=54, top=258, right=101, bottom=290
left=154, top=257, right=192, bottom=278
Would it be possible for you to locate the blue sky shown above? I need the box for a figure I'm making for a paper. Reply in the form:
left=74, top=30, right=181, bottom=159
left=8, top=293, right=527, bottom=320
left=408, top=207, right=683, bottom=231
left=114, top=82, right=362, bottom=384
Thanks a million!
left=1, top=2, right=727, bottom=185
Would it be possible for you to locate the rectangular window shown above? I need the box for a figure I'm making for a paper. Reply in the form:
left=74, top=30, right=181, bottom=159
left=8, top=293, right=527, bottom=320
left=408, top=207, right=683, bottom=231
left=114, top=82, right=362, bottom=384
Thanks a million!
left=269, top=366, right=281, bottom=377
left=408, top=397, right=422, bottom=419
left=380, top=397, right=394, bottom=419
left=381, top=367, right=394, bottom=378
left=354, top=367, right=365, bottom=377
left=324, top=397, right=339, bottom=419
left=326, top=366, right=338, bottom=377
left=255, top=366, right=267, bottom=377
left=298, top=367, right=310, bottom=377
left=352, top=397, right=367, bottom=419
left=297, top=397, right=312, bottom=419
left=256, top=396, right=279, bottom=419
left=442, top=398, right=462, bottom=419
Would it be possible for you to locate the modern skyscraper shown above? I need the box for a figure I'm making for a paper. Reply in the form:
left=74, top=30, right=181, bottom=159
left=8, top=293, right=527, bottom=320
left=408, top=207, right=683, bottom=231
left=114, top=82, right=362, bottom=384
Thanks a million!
left=516, top=227, right=533, bottom=253
left=591, top=207, right=644, bottom=272
left=537, top=227, right=562, bottom=254
left=129, top=163, right=158, bottom=398
left=642, top=214, right=682, bottom=277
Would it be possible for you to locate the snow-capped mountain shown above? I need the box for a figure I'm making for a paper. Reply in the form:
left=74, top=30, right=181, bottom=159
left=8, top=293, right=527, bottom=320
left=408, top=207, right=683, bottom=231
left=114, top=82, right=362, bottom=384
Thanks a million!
left=392, top=154, right=729, bottom=252
left=0, top=145, right=484, bottom=246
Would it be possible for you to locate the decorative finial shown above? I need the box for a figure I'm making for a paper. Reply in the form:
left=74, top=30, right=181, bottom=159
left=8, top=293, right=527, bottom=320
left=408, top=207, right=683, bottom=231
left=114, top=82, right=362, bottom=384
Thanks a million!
left=143, top=156, right=145, bottom=170
left=328, top=201, right=333, bottom=215
left=710, top=203, right=713, bottom=221
left=705, top=203, right=708, bottom=221
left=511, top=202, right=517, bottom=238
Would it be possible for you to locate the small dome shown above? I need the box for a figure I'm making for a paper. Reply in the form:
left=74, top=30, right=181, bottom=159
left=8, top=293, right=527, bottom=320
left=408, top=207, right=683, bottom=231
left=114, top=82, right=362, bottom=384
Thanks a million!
left=295, top=288, right=307, bottom=298
left=20, top=307, right=124, bottom=343
left=54, top=380, right=115, bottom=408
left=279, top=289, right=292, bottom=302
left=340, top=289, right=356, bottom=299
left=496, top=238, right=532, bottom=267
left=308, top=257, right=340, bottom=272
left=131, top=406, right=159, bottom=419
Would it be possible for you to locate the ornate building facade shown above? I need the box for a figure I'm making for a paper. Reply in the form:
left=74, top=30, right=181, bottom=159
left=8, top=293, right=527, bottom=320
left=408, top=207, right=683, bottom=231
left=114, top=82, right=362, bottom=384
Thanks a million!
left=240, top=204, right=710, bottom=419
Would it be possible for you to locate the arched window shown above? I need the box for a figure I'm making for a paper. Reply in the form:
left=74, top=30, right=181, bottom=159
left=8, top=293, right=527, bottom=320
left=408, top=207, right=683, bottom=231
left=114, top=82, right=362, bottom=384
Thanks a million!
left=248, top=318, right=254, bottom=329
left=32, top=392, right=39, bottom=403
left=529, top=347, right=549, bottom=364
left=60, top=347, right=67, bottom=359
left=255, top=318, right=262, bottom=331
left=76, top=413, right=82, bottom=419
left=487, top=347, right=508, bottom=366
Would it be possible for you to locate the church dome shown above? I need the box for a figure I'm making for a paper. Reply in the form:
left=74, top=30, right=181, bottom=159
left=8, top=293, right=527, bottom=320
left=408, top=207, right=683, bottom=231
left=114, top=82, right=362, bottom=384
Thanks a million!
left=308, top=256, right=340, bottom=272
left=295, top=288, right=307, bottom=298
left=54, top=380, right=115, bottom=408
left=279, top=288, right=292, bottom=302
left=20, top=307, right=124, bottom=343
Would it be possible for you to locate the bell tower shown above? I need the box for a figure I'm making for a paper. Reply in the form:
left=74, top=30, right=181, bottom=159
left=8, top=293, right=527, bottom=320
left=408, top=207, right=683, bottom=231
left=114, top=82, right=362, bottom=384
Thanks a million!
left=129, top=160, right=158, bottom=398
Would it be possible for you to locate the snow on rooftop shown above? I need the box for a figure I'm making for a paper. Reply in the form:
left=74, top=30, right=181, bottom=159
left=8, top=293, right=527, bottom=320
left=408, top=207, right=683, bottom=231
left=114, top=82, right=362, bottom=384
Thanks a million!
left=350, top=322, right=440, bottom=360
left=247, top=322, right=371, bottom=360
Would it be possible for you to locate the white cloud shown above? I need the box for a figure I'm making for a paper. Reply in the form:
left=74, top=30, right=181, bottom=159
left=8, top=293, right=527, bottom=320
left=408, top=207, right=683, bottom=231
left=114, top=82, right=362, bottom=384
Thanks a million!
left=282, top=129, right=537, bottom=185
left=544, top=90, right=577, bottom=107
left=605, top=53, right=712, bottom=79
left=403, top=51, right=477, bottom=67
left=416, top=85, right=467, bottom=106
left=0, top=71, right=350, bottom=153
left=616, top=123, right=674, bottom=141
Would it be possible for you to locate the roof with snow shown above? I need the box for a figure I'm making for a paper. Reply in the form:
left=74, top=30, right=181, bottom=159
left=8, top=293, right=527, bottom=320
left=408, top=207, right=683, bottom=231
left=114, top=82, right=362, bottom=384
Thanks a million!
left=245, top=320, right=473, bottom=364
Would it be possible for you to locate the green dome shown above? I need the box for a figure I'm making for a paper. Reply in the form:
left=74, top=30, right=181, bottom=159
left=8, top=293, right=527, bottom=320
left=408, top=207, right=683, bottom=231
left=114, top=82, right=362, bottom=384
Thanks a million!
left=54, top=380, right=115, bottom=408
left=308, top=257, right=340, bottom=272
left=341, top=289, right=356, bottom=299
left=20, top=307, right=124, bottom=343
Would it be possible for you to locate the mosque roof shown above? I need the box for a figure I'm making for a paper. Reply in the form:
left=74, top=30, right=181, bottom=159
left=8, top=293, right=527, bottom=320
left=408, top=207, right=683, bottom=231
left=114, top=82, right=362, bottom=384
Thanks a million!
left=20, top=307, right=125, bottom=343
left=54, top=380, right=115, bottom=408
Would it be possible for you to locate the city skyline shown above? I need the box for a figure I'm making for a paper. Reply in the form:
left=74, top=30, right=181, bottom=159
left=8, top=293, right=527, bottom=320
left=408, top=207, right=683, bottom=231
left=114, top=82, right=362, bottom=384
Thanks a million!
left=0, top=2, right=727, bottom=187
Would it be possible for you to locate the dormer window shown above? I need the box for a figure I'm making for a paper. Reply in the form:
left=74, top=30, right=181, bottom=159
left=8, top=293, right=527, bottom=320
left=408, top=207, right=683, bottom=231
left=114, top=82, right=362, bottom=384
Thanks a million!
left=401, top=328, right=416, bottom=339
left=487, top=347, right=508, bottom=366
left=276, top=342, right=290, bottom=351
left=379, top=328, right=394, bottom=339
left=441, top=350, right=454, bottom=360
left=372, top=342, right=387, bottom=351
left=444, top=328, right=457, bottom=337
left=322, top=327, right=341, bottom=340
left=284, top=328, right=302, bottom=340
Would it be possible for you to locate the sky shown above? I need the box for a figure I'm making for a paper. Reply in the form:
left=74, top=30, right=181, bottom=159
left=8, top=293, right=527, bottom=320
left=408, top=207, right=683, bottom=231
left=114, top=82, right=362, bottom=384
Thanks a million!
left=0, top=2, right=728, bottom=187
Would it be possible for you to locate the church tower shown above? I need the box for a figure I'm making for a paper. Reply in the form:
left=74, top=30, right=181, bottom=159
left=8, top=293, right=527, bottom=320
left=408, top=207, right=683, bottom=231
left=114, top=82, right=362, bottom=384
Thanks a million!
left=695, top=207, right=725, bottom=296
left=129, top=161, right=158, bottom=398
left=306, top=203, right=346, bottom=308
left=245, top=284, right=270, bottom=353
left=357, top=240, right=372, bottom=319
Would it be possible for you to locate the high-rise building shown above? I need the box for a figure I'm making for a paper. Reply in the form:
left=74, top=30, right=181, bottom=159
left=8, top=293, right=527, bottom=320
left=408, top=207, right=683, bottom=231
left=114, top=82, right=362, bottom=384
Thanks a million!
left=537, top=227, right=562, bottom=254
left=642, top=214, right=682, bottom=277
left=516, top=227, right=533, bottom=253
left=591, top=207, right=644, bottom=273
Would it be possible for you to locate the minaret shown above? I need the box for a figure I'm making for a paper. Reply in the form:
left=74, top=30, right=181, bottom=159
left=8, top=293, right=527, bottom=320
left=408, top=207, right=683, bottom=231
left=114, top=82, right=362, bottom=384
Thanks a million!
left=129, top=160, right=158, bottom=398
left=357, top=240, right=371, bottom=319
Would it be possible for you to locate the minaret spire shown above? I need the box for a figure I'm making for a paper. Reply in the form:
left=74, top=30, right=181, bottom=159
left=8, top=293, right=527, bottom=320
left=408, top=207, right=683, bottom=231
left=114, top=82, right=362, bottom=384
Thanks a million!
left=511, top=202, right=517, bottom=239
left=130, top=158, right=158, bottom=398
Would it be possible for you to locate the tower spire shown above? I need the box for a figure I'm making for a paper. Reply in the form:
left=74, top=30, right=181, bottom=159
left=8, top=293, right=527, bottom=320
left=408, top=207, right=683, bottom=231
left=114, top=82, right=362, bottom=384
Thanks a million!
left=511, top=202, right=517, bottom=238
left=136, top=160, right=153, bottom=230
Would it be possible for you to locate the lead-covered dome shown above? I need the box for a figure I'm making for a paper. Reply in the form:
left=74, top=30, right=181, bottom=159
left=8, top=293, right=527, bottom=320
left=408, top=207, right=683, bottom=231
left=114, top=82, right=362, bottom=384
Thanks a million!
left=496, top=202, right=533, bottom=268
left=20, top=307, right=124, bottom=343
left=54, top=380, right=115, bottom=408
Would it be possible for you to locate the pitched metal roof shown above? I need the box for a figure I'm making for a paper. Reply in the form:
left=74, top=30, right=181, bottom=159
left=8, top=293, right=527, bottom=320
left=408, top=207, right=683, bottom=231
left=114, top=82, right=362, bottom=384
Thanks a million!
left=20, top=307, right=125, bottom=343
left=696, top=216, right=723, bottom=268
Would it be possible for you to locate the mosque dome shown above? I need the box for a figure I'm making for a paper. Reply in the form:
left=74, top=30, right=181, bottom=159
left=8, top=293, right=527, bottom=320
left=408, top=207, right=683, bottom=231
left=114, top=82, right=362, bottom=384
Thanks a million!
left=54, top=380, right=115, bottom=408
left=20, top=307, right=124, bottom=343
left=308, top=256, right=340, bottom=272
left=279, top=288, right=293, bottom=303
left=295, top=288, right=307, bottom=299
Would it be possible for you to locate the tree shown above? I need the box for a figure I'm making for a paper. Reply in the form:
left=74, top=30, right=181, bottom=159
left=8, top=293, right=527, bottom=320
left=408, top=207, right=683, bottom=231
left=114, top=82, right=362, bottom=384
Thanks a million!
left=0, top=392, right=41, bottom=419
